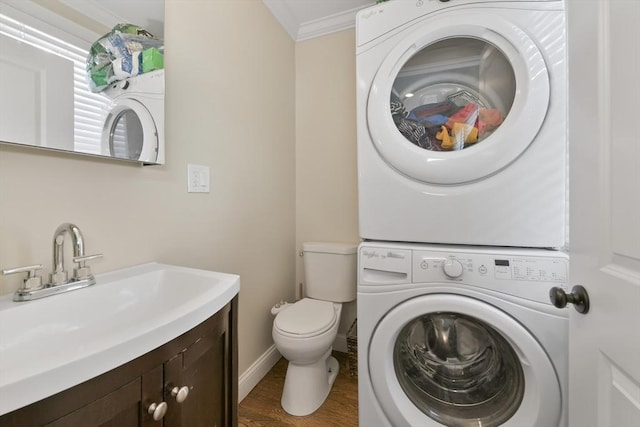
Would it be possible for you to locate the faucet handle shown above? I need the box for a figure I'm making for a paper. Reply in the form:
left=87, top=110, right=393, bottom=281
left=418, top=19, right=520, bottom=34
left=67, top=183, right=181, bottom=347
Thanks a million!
left=2, top=264, right=44, bottom=290
left=72, top=254, right=103, bottom=280
left=73, top=254, right=103, bottom=264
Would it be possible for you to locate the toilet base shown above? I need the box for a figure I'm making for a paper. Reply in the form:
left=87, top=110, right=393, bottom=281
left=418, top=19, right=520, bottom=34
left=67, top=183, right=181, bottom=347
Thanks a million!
left=281, top=350, right=340, bottom=416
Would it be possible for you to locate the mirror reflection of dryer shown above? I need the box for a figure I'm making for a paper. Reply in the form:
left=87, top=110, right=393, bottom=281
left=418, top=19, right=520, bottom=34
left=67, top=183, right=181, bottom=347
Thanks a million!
left=102, top=69, right=165, bottom=164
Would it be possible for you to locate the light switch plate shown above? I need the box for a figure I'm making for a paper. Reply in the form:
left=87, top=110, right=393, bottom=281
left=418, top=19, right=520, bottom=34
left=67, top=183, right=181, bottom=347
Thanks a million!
left=187, top=164, right=210, bottom=193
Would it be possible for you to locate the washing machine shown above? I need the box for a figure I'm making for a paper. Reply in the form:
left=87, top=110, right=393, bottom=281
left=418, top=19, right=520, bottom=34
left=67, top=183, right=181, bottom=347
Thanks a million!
left=356, top=0, right=567, bottom=248
left=102, top=69, right=164, bottom=164
left=357, top=242, right=568, bottom=427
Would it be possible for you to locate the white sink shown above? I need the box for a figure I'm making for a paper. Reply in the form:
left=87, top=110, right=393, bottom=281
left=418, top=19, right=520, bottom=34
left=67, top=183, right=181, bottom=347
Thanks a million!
left=0, top=262, right=240, bottom=415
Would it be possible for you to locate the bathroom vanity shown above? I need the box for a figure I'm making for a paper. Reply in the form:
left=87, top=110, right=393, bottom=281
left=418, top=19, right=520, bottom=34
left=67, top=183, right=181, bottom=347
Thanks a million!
left=0, top=299, right=237, bottom=426
left=0, top=263, right=240, bottom=426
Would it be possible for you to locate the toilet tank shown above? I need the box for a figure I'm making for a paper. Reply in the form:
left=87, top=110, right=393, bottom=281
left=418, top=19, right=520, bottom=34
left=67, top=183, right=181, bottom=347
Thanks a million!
left=303, top=242, right=358, bottom=302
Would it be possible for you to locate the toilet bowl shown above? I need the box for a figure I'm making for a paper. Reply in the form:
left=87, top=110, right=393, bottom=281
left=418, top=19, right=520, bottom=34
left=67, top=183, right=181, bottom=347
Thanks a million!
left=272, top=298, right=342, bottom=416
left=272, top=241, right=357, bottom=416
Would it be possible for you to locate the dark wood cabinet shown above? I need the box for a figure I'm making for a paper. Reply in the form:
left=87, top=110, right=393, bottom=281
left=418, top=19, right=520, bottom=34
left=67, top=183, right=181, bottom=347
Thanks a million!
left=163, top=302, right=232, bottom=427
left=0, top=297, right=238, bottom=427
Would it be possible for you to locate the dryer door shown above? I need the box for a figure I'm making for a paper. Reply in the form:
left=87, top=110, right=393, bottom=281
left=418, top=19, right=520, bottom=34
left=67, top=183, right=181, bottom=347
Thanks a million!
left=103, top=98, right=159, bottom=163
left=367, top=12, right=549, bottom=184
left=368, top=294, right=561, bottom=427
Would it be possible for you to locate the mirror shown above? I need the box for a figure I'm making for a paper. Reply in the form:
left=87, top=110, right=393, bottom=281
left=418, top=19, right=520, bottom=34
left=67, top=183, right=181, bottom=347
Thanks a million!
left=0, top=0, right=165, bottom=164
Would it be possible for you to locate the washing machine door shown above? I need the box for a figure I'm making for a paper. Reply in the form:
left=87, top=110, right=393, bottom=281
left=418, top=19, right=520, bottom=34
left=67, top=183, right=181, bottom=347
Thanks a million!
left=368, top=294, right=561, bottom=427
left=367, top=12, right=550, bottom=184
left=103, top=98, right=159, bottom=163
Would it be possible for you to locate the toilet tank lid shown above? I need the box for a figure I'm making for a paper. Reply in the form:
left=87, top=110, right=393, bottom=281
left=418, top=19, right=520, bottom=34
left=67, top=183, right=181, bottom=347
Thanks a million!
left=302, top=242, right=358, bottom=255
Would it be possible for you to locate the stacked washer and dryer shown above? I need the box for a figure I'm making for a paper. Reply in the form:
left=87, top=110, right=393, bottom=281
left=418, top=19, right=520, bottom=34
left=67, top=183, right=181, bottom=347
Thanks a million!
left=355, top=1, right=569, bottom=426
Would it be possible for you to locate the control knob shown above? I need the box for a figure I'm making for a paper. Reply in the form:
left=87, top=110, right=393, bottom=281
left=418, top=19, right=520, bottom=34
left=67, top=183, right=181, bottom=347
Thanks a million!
left=443, top=259, right=464, bottom=278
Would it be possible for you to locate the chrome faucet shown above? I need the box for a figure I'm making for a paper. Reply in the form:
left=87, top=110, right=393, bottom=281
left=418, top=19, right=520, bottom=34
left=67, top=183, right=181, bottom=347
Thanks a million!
left=1, top=223, right=102, bottom=301
left=52, top=223, right=86, bottom=285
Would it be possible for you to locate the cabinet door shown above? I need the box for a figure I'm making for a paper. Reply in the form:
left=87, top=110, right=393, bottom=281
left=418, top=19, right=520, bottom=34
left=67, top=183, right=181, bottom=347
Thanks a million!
left=140, top=365, right=164, bottom=427
left=43, top=366, right=164, bottom=427
left=44, top=378, right=142, bottom=427
left=163, top=315, right=229, bottom=427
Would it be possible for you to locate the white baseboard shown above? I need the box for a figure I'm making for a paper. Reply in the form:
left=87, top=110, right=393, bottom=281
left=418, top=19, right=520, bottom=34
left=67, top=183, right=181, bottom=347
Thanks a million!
left=238, top=344, right=282, bottom=402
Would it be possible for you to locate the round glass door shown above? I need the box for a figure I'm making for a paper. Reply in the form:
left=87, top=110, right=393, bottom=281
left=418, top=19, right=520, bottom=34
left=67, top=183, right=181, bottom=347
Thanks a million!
left=394, top=312, right=524, bottom=427
left=368, top=294, right=562, bottom=427
left=367, top=13, right=550, bottom=184
left=391, top=38, right=515, bottom=152
left=103, top=99, right=158, bottom=163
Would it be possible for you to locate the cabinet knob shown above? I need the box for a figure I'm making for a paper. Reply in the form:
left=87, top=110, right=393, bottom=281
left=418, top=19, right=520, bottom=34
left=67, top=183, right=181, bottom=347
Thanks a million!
left=171, top=385, right=190, bottom=403
left=147, top=401, right=167, bottom=421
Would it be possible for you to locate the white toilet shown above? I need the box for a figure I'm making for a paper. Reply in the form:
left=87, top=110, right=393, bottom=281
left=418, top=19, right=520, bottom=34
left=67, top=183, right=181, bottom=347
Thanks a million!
left=272, top=242, right=357, bottom=416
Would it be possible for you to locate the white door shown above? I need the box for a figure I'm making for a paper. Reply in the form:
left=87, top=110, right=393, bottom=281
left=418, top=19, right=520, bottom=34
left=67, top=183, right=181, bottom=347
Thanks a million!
left=0, top=33, right=74, bottom=149
left=567, top=0, right=640, bottom=426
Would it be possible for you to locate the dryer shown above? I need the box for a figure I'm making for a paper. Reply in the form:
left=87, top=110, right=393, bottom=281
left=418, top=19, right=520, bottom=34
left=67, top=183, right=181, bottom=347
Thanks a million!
left=356, top=0, right=567, bottom=248
left=101, top=69, right=164, bottom=164
left=357, top=242, right=569, bottom=427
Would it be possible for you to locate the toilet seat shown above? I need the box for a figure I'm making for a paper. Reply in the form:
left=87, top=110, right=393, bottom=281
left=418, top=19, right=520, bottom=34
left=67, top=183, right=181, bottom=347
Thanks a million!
left=274, top=298, right=337, bottom=338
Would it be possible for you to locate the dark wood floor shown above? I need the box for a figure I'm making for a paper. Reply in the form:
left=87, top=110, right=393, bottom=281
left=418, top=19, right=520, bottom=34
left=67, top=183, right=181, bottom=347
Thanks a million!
left=239, top=351, right=358, bottom=426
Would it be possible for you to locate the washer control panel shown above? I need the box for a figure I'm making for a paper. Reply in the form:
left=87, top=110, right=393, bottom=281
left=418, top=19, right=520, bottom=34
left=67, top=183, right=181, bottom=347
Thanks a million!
left=358, top=242, right=569, bottom=304
left=358, top=244, right=569, bottom=305
left=414, top=254, right=567, bottom=281
left=412, top=250, right=568, bottom=304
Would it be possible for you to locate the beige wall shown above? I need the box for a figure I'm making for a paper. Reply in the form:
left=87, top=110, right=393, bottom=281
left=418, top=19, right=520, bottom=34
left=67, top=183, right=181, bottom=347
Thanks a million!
left=295, top=29, right=360, bottom=333
left=0, top=0, right=360, bottom=376
left=0, top=0, right=296, bottom=375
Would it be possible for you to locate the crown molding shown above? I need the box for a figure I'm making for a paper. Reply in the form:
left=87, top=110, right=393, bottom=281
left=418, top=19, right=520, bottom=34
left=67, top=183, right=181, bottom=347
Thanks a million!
left=297, top=5, right=363, bottom=41
left=58, top=0, right=124, bottom=30
left=262, top=0, right=299, bottom=40
left=262, top=0, right=368, bottom=42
